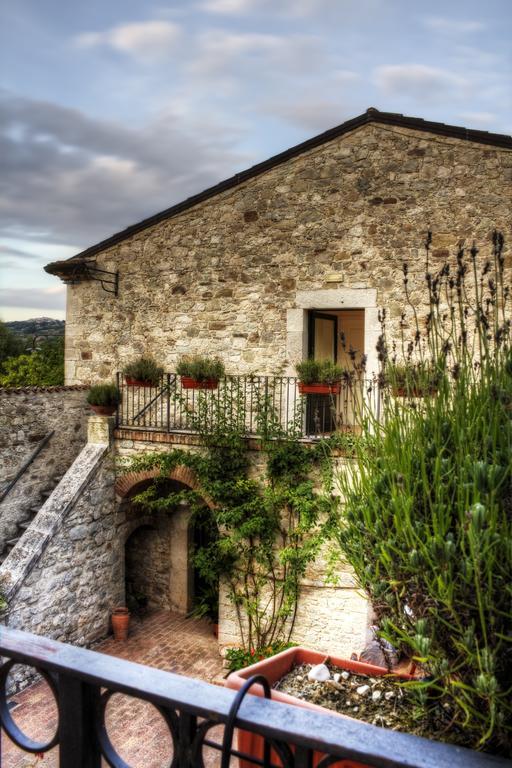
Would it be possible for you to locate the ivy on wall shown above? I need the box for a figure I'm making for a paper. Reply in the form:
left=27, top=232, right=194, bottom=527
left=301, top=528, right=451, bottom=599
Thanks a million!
left=123, top=382, right=337, bottom=652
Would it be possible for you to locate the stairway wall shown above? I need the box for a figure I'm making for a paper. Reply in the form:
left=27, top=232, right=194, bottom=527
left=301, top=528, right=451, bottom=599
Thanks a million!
left=0, top=386, right=89, bottom=547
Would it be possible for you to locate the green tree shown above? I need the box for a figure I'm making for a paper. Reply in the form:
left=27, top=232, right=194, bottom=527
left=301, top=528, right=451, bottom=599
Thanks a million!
left=0, top=337, right=64, bottom=386
left=0, top=320, right=24, bottom=364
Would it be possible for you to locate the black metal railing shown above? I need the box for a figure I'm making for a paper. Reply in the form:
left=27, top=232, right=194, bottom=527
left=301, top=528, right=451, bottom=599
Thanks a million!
left=116, top=374, right=380, bottom=439
left=0, top=627, right=507, bottom=768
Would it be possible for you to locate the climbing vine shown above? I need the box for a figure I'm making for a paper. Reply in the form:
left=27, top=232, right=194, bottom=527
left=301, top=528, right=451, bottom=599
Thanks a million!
left=122, top=380, right=336, bottom=652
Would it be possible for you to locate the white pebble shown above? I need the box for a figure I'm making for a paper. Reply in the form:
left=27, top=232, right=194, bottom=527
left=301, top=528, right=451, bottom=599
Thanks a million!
left=356, top=685, right=370, bottom=696
left=384, top=691, right=394, bottom=700
left=341, top=671, right=350, bottom=680
left=372, top=690, right=382, bottom=702
left=307, top=663, right=330, bottom=682
left=333, top=673, right=341, bottom=683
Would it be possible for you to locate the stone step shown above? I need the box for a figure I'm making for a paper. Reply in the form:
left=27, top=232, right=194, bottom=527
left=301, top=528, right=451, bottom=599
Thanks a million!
left=6, top=537, right=20, bottom=549
left=28, top=506, right=40, bottom=515
left=18, top=521, right=31, bottom=531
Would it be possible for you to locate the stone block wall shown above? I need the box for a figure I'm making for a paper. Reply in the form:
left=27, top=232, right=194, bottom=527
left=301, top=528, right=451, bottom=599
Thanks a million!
left=0, top=386, right=89, bottom=547
left=61, top=122, right=511, bottom=385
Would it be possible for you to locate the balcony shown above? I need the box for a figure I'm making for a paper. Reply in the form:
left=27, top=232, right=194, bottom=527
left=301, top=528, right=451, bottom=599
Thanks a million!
left=115, top=373, right=379, bottom=440
left=0, top=626, right=506, bottom=768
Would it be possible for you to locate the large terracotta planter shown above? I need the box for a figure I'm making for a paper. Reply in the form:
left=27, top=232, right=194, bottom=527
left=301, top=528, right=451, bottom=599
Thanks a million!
left=180, top=376, right=219, bottom=390
left=111, top=607, right=130, bottom=641
left=298, top=382, right=341, bottom=395
left=226, top=646, right=413, bottom=768
left=90, top=404, right=117, bottom=416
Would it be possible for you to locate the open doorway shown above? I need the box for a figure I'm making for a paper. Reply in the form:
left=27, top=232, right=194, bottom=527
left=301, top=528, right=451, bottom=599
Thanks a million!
left=189, top=506, right=219, bottom=623
left=306, top=309, right=365, bottom=434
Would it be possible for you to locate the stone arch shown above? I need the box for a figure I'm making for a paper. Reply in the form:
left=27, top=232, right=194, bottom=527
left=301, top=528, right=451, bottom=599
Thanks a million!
left=115, top=465, right=215, bottom=509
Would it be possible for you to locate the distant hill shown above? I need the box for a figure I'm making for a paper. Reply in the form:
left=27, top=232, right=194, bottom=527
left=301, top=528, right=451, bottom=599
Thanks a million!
left=5, top=317, right=65, bottom=338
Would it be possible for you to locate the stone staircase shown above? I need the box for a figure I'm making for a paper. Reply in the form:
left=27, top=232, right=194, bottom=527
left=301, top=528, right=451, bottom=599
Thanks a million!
left=0, top=473, right=63, bottom=566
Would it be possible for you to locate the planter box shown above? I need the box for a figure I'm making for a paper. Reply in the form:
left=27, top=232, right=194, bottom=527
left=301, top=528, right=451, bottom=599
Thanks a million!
left=89, top=404, right=117, bottom=416
left=125, top=377, right=156, bottom=387
left=226, top=646, right=413, bottom=768
left=180, top=376, right=219, bottom=390
left=298, top=382, right=341, bottom=395
left=392, top=386, right=437, bottom=397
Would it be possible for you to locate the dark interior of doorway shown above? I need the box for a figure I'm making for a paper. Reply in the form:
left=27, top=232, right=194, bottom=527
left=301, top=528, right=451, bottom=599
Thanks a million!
left=190, top=506, right=219, bottom=622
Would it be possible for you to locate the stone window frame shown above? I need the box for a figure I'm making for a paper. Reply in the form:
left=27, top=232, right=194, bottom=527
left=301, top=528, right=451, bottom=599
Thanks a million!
left=286, top=288, right=380, bottom=378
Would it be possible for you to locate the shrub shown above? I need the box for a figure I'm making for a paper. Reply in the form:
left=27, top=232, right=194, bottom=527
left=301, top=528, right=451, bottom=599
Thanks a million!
left=87, top=383, right=120, bottom=406
left=295, top=359, right=345, bottom=385
left=176, top=355, right=225, bottom=381
left=123, top=356, right=163, bottom=385
left=335, top=232, right=512, bottom=755
left=225, top=642, right=297, bottom=672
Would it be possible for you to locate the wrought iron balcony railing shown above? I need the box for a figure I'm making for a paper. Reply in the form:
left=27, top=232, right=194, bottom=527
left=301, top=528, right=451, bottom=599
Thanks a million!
left=0, top=627, right=507, bottom=768
left=116, top=373, right=379, bottom=439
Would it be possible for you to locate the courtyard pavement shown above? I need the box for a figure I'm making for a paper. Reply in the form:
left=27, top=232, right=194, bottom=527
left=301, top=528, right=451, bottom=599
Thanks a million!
left=2, top=611, right=226, bottom=768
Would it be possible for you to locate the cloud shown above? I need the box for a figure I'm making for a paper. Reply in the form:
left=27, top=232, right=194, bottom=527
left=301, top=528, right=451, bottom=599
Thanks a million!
left=0, top=286, right=65, bottom=310
left=374, top=64, right=467, bottom=99
left=0, top=245, right=43, bottom=260
left=75, top=20, right=181, bottom=61
left=423, top=17, right=485, bottom=35
left=0, top=90, right=246, bottom=248
left=458, top=111, right=498, bottom=127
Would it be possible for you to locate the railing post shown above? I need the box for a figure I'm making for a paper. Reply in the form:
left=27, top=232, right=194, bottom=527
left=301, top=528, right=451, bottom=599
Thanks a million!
left=177, top=711, right=198, bottom=768
left=58, top=674, right=101, bottom=768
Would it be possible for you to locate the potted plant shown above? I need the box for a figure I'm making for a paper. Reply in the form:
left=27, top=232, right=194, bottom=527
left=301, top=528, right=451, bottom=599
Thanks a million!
left=226, top=645, right=415, bottom=768
left=296, top=359, right=345, bottom=395
left=123, top=356, right=163, bottom=387
left=386, top=361, right=441, bottom=397
left=87, top=383, right=120, bottom=416
left=177, top=355, right=225, bottom=389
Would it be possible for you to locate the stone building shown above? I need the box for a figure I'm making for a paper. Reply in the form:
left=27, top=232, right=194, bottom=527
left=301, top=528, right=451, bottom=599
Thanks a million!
left=1, top=109, right=510, bottom=664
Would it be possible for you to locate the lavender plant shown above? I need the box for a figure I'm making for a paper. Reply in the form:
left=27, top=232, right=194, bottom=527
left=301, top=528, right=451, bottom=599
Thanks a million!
left=336, top=232, right=511, bottom=754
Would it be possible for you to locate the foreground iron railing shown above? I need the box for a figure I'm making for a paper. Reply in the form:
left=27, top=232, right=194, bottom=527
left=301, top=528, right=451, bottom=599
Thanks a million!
left=116, top=373, right=379, bottom=438
left=0, top=628, right=507, bottom=768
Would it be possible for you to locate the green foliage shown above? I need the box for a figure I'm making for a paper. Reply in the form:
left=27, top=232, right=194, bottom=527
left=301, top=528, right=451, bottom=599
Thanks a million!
left=124, top=379, right=335, bottom=651
left=385, top=360, right=443, bottom=395
left=335, top=232, right=512, bottom=755
left=0, top=337, right=64, bottom=386
left=87, top=383, right=120, bottom=406
left=177, top=354, right=225, bottom=381
left=296, top=358, right=345, bottom=385
left=225, top=642, right=297, bottom=672
left=123, top=356, right=163, bottom=385
left=0, top=320, right=24, bottom=364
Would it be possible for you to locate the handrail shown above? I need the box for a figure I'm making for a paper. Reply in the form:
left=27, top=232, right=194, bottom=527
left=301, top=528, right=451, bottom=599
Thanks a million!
left=0, top=430, right=54, bottom=504
left=0, top=626, right=508, bottom=768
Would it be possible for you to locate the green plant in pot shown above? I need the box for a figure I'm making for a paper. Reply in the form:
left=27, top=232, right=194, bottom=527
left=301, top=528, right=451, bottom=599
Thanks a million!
left=386, top=360, right=442, bottom=397
left=296, top=359, right=345, bottom=394
left=87, top=383, right=120, bottom=416
left=123, top=356, right=163, bottom=387
left=177, top=355, right=225, bottom=389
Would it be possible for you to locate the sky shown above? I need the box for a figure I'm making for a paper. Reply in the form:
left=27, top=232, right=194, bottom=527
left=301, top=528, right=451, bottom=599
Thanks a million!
left=1, top=0, right=511, bottom=321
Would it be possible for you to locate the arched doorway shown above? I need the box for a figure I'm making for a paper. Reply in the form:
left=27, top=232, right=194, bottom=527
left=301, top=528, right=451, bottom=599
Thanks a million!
left=118, top=469, right=218, bottom=620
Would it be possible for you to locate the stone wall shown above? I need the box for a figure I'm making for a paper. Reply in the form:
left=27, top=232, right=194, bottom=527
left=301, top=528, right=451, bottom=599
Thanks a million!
left=0, top=386, right=89, bottom=547
left=61, top=122, right=511, bottom=385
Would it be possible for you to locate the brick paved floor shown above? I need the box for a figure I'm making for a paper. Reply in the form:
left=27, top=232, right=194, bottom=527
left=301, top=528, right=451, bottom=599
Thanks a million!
left=2, top=611, right=226, bottom=768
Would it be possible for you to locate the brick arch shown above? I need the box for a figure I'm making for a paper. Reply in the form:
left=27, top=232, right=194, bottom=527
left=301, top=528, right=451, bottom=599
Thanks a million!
left=115, top=465, right=215, bottom=509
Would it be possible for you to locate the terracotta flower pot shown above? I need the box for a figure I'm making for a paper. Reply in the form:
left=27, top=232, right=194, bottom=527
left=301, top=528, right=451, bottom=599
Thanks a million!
left=181, top=376, right=219, bottom=390
left=111, top=607, right=130, bottom=641
left=298, top=382, right=341, bottom=395
left=226, top=646, right=413, bottom=768
left=90, top=404, right=117, bottom=416
left=125, top=377, right=155, bottom=387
